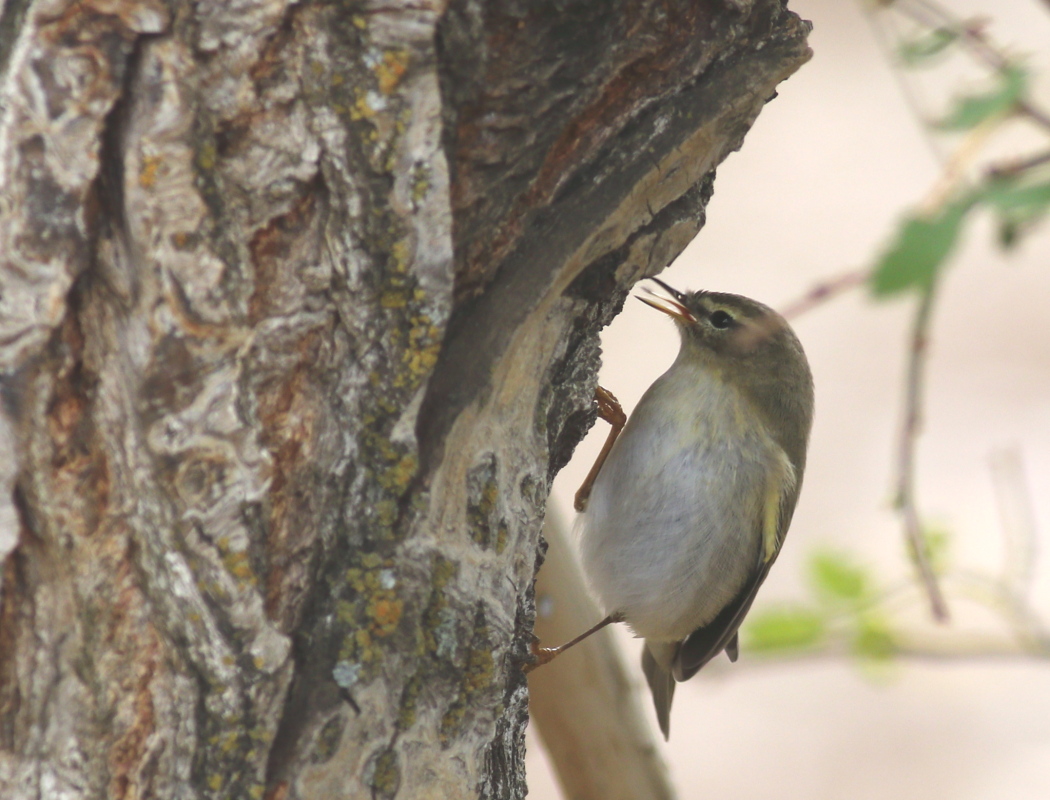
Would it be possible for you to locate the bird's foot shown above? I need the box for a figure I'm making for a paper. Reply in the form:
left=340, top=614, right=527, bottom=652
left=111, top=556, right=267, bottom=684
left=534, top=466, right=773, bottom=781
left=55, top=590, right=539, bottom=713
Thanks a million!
left=523, top=641, right=562, bottom=674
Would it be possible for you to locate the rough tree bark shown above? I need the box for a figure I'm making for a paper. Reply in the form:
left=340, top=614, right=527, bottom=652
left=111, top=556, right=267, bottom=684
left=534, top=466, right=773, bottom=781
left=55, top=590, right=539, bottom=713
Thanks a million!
left=0, top=1, right=810, bottom=798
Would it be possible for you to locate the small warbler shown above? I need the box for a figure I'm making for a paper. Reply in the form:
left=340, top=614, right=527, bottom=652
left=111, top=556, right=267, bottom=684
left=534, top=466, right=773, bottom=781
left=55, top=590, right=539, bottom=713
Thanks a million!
left=578, top=279, right=814, bottom=739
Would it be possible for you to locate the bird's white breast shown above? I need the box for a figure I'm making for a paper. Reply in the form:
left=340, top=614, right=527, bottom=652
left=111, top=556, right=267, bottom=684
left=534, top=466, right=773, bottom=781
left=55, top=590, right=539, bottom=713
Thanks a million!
left=579, top=359, right=786, bottom=642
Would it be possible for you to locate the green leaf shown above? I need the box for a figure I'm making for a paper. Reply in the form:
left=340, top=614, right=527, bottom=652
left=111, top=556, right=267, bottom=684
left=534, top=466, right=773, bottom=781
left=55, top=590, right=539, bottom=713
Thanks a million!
left=869, top=201, right=970, bottom=296
left=908, top=525, right=951, bottom=576
left=977, top=177, right=1050, bottom=251
left=982, top=178, right=1050, bottom=213
left=809, top=550, right=870, bottom=603
left=744, top=607, right=826, bottom=653
left=927, top=526, right=951, bottom=573
left=998, top=217, right=1020, bottom=249
left=852, top=616, right=897, bottom=661
left=936, top=65, right=1027, bottom=131
left=899, top=28, right=958, bottom=66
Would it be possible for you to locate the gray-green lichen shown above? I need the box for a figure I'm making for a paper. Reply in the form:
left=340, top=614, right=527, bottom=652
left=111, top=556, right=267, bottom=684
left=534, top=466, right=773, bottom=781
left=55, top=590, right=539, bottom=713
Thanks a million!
left=439, top=609, right=497, bottom=747
left=466, top=454, right=513, bottom=553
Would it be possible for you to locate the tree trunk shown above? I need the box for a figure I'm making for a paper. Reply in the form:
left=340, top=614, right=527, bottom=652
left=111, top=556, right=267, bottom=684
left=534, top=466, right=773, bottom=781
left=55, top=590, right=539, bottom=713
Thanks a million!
left=0, top=1, right=810, bottom=798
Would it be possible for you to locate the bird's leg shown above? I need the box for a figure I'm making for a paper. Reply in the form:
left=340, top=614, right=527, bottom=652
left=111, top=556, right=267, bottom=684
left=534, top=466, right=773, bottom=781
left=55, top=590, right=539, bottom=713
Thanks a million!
left=573, top=386, right=627, bottom=512
left=524, top=612, right=626, bottom=673
left=525, top=389, right=627, bottom=674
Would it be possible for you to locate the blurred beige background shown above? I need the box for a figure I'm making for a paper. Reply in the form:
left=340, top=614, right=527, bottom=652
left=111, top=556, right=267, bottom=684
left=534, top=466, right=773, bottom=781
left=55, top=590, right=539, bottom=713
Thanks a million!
left=528, top=1, right=1050, bottom=798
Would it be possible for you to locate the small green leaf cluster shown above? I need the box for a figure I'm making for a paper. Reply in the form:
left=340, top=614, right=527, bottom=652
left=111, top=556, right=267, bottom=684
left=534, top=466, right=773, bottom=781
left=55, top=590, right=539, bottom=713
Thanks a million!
left=743, top=550, right=897, bottom=661
left=936, top=65, right=1027, bottom=132
left=869, top=24, right=1050, bottom=297
left=871, top=174, right=1050, bottom=296
left=897, top=28, right=958, bottom=66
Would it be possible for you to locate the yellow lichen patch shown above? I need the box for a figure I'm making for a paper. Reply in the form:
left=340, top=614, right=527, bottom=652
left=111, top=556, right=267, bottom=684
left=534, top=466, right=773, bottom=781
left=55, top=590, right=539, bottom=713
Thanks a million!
left=495, top=521, right=510, bottom=555
left=407, top=317, right=436, bottom=347
left=397, top=673, right=423, bottom=731
left=313, top=716, right=345, bottom=764
left=371, top=747, right=400, bottom=799
left=379, top=289, right=407, bottom=309
left=355, top=628, right=373, bottom=653
left=350, top=90, right=376, bottom=121
left=220, top=731, right=241, bottom=754
left=380, top=453, right=418, bottom=492
left=410, top=163, right=431, bottom=205
left=196, top=141, right=217, bottom=171
left=467, top=457, right=501, bottom=549
left=439, top=705, right=465, bottom=744
left=139, top=155, right=162, bottom=188
left=478, top=482, right=498, bottom=516
left=250, top=725, right=271, bottom=743
left=464, top=645, right=495, bottom=695
left=361, top=552, right=382, bottom=569
left=389, top=240, right=410, bottom=273
left=375, top=499, right=398, bottom=526
left=224, top=550, right=257, bottom=585
left=336, top=599, right=356, bottom=625
left=375, top=49, right=410, bottom=95
left=440, top=621, right=497, bottom=745
left=370, top=597, right=402, bottom=635
left=344, top=569, right=364, bottom=592
left=433, top=558, right=457, bottom=589
left=217, top=538, right=257, bottom=587
left=336, top=551, right=405, bottom=681
left=397, top=343, right=440, bottom=385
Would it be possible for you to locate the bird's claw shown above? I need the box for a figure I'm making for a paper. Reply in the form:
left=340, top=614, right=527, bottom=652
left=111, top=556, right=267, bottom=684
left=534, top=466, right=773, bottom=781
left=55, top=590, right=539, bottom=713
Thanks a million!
left=523, top=640, right=560, bottom=674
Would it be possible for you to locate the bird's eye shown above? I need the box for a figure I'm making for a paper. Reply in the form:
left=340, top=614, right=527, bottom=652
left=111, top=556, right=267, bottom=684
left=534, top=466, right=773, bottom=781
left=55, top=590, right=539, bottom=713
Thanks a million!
left=709, top=310, right=734, bottom=329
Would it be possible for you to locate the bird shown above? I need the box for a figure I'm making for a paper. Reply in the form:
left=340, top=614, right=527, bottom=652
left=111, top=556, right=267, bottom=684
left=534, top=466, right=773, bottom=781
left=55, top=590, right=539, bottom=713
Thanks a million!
left=575, top=278, right=814, bottom=739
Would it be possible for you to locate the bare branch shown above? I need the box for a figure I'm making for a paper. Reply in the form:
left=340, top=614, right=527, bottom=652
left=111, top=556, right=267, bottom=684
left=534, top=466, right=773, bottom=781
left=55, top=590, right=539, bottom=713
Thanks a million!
left=738, top=636, right=1050, bottom=668
left=989, top=448, right=1040, bottom=594
left=920, top=117, right=1000, bottom=212
left=779, top=268, right=869, bottom=320
left=888, top=0, right=1050, bottom=132
left=987, top=147, right=1050, bottom=178
left=894, top=285, right=951, bottom=621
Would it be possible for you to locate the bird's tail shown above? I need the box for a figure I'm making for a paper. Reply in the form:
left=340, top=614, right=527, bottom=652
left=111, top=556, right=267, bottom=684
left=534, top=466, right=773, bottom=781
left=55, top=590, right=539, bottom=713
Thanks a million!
left=641, top=642, right=677, bottom=740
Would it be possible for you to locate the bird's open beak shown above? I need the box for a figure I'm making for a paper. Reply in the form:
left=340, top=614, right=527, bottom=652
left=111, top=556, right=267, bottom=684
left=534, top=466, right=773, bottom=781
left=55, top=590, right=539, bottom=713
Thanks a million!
left=637, top=278, right=697, bottom=323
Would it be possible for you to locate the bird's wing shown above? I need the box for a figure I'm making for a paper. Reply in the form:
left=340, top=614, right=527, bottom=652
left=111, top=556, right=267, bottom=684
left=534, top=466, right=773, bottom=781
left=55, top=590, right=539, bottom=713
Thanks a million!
left=672, top=464, right=801, bottom=682
left=671, top=554, right=770, bottom=681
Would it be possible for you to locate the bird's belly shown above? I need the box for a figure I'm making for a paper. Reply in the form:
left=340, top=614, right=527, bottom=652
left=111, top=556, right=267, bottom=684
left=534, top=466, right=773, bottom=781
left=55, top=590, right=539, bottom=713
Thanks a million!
left=579, top=406, right=774, bottom=641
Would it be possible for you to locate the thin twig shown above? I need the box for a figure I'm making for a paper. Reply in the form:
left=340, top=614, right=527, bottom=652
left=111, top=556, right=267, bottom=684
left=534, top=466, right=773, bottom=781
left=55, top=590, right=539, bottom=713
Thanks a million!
left=862, top=5, right=950, bottom=167
left=920, top=115, right=1000, bottom=212
left=947, top=570, right=1050, bottom=653
left=894, top=0, right=1050, bottom=133
left=733, top=636, right=1050, bottom=670
left=779, top=268, right=869, bottom=320
left=987, top=147, right=1050, bottom=178
left=894, top=284, right=951, bottom=621
left=989, top=448, right=1040, bottom=595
